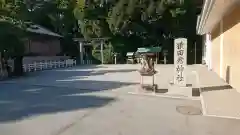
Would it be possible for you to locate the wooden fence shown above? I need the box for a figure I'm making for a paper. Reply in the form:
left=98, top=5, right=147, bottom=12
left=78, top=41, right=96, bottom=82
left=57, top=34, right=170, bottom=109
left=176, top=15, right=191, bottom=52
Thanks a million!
left=22, top=59, right=77, bottom=72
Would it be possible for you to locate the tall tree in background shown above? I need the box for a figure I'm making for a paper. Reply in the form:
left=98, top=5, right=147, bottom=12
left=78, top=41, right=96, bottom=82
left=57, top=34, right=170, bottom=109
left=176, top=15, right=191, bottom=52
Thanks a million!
left=0, top=0, right=79, bottom=75
left=74, top=0, right=199, bottom=63
left=74, top=0, right=187, bottom=50
left=0, top=0, right=199, bottom=65
left=74, top=0, right=113, bottom=39
left=0, top=0, right=26, bottom=75
left=108, top=0, right=186, bottom=53
left=0, top=0, right=27, bottom=54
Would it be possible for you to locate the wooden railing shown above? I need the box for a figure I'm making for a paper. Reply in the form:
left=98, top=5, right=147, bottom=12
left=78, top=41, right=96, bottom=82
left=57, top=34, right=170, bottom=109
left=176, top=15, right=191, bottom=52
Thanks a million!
left=22, top=59, right=77, bottom=72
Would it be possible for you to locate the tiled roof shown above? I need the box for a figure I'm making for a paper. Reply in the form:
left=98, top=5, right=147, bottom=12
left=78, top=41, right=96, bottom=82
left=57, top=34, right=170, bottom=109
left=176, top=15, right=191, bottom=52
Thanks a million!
left=26, top=24, right=62, bottom=37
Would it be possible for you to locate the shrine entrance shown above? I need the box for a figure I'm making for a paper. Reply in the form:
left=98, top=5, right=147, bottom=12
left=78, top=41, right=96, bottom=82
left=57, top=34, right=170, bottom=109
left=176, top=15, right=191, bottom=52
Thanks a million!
left=73, top=37, right=110, bottom=65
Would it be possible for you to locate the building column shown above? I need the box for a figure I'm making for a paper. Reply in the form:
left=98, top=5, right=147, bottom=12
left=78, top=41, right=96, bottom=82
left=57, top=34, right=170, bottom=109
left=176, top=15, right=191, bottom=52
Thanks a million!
left=100, top=40, right=104, bottom=64
left=204, top=33, right=212, bottom=70
left=220, top=19, right=224, bottom=78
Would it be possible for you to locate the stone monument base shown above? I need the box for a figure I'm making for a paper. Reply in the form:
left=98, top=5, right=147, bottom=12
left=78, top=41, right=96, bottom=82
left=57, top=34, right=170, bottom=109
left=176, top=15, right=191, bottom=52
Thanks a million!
left=168, top=82, right=200, bottom=97
left=140, top=84, right=158, bottom=92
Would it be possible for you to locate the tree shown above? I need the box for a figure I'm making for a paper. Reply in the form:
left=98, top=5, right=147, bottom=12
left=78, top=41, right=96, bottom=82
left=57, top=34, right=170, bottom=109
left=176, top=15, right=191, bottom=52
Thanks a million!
left=0, top=0, right=26, bottom=76
left=74, top=0, right=113, bottom=39
left=74, top=0, right=187, bottom=47
left=0, top=0, right=27, bottom=54
left=108, top=0, right=186, bottom=45
left=72, top=0, right=192, bottom=63
left=0, top=0, right=199, bottom=65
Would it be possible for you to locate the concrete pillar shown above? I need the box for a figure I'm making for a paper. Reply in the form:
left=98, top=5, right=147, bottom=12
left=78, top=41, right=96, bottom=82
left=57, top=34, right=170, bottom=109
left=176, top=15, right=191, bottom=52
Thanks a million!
left=114, top=54, right=117, bottom=64
left=101, top=40, right=104, bottom=64
left=220, top=19, right=224, bottom=78
left=206, top=33, right=212, bottom=70
left=79, top=42, right=83, bottom=64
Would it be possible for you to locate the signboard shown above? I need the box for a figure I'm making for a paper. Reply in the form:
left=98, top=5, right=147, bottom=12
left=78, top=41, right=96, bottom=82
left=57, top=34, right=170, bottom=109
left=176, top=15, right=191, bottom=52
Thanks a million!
left=174, top=38, right=187, bottom=86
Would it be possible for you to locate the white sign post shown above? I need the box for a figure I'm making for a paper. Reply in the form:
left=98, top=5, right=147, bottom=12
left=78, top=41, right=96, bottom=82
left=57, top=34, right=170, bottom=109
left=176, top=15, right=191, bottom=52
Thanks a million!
left=174, top=38, right=187, bottom=87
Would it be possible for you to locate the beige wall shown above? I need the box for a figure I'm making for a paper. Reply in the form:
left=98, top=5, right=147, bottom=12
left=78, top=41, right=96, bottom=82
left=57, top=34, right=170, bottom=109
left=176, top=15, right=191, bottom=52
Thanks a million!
left=210, top=5, right=240, bottom=91
left=211, top=23, right=221, bottom=75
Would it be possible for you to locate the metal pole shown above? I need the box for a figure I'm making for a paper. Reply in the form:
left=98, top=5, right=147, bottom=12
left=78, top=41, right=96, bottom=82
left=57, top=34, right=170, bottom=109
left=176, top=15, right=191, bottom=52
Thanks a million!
left=155, top=53, right=158, bottom=64
left=164, top=55, right=167, bottom=64
left=195, top=42, right=197, bottom=64
left=101, top=41, right=104, bottom=64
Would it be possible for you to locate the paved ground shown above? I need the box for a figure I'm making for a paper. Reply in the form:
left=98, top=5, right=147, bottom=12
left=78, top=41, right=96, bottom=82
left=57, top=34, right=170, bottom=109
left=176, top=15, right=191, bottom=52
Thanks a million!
left=0, top=65, right=240, bottom=135
left=1, top=64, right=201, bottom=98
left=194, top=65, right=240, bottom=118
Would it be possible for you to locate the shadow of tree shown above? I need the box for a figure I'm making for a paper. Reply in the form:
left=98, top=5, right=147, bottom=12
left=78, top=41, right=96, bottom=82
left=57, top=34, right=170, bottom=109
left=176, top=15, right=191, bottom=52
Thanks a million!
left=0, top=66, right=139, bottom=122
left=29, top=67, right=137, bottom=81
left=200, top=85, right=233, bottom=92
left=192, top=85, right=233, bottom=94
left=0, top=84, right=116, bottom=122
left=52, top=68, right=137, bottom=76
left=90, top=69, right=137, bottom=76
left=9, top=68, right=139, bottom=91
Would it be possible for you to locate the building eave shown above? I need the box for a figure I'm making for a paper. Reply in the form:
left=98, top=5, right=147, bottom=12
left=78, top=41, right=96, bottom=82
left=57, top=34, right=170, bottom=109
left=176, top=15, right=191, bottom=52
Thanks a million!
left=26, top=24, right=63, bottom=38
left=73, top=37, right=110, bottom=42
left=196, top=0, right=215, bottom=35
left=197, top=0, right=239, bottom=35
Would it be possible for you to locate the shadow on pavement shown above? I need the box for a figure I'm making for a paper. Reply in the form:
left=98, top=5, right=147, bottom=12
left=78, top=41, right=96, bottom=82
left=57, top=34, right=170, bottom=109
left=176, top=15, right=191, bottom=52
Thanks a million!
left=52, top=68, right=137, bottom=76
left=53, top=80, right=138, bottom=91
left=22, top=68, right=138, bottom=81
left=200, top=85, right=233, bottom=92
left=0, top=84, right=116, bottom=123
left=0, top=66, right=139, bottom=122
left=2, top=65, right=100, bottom=81
left=90, top=69, right=137, bottom=76
left=6, top=68, right=139, bottom=90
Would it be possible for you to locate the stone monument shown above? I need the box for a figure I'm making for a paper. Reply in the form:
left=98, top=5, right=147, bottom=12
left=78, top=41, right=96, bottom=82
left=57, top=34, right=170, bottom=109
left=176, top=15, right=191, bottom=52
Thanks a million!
left=174, top=38, right=187, bottom=86
left=168, top=38, right=195, bottom=97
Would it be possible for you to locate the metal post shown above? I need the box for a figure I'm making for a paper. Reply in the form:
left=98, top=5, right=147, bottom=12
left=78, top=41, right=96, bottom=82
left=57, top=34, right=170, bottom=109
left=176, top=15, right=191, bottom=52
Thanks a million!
left=155, top=53, right=158, bottom=64
left=79, top=42, right=83, bottom=64
left=164, top=55, right=167, bottom=64
left=34, top=62, right=37, bottom=71
left=0, top=52, right=2, bottom=76
left=101, top=41, right=104, bottom=64
left=195, top=42, right=197, bottom=64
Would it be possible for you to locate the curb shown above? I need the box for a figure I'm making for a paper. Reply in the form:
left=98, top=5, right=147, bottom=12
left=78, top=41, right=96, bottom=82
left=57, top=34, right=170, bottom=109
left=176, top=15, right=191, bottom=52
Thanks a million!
left=204, top=114, right=240, bottom=120
left=127, top=92, right=200, bottom=101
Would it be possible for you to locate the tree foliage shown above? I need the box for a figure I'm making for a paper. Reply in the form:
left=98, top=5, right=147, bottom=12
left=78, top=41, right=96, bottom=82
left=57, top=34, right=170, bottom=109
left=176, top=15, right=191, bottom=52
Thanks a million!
left=0, top=0, right=26, bottom=54
left=74, top=0, right=113, bottom=39
left=74, top=0, right=190, bottom=47
left=0, top=0, right=198, bottom=63
left=71, top=0, right=199, bottom=63
left=0, top=0, right=79, bottom=53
